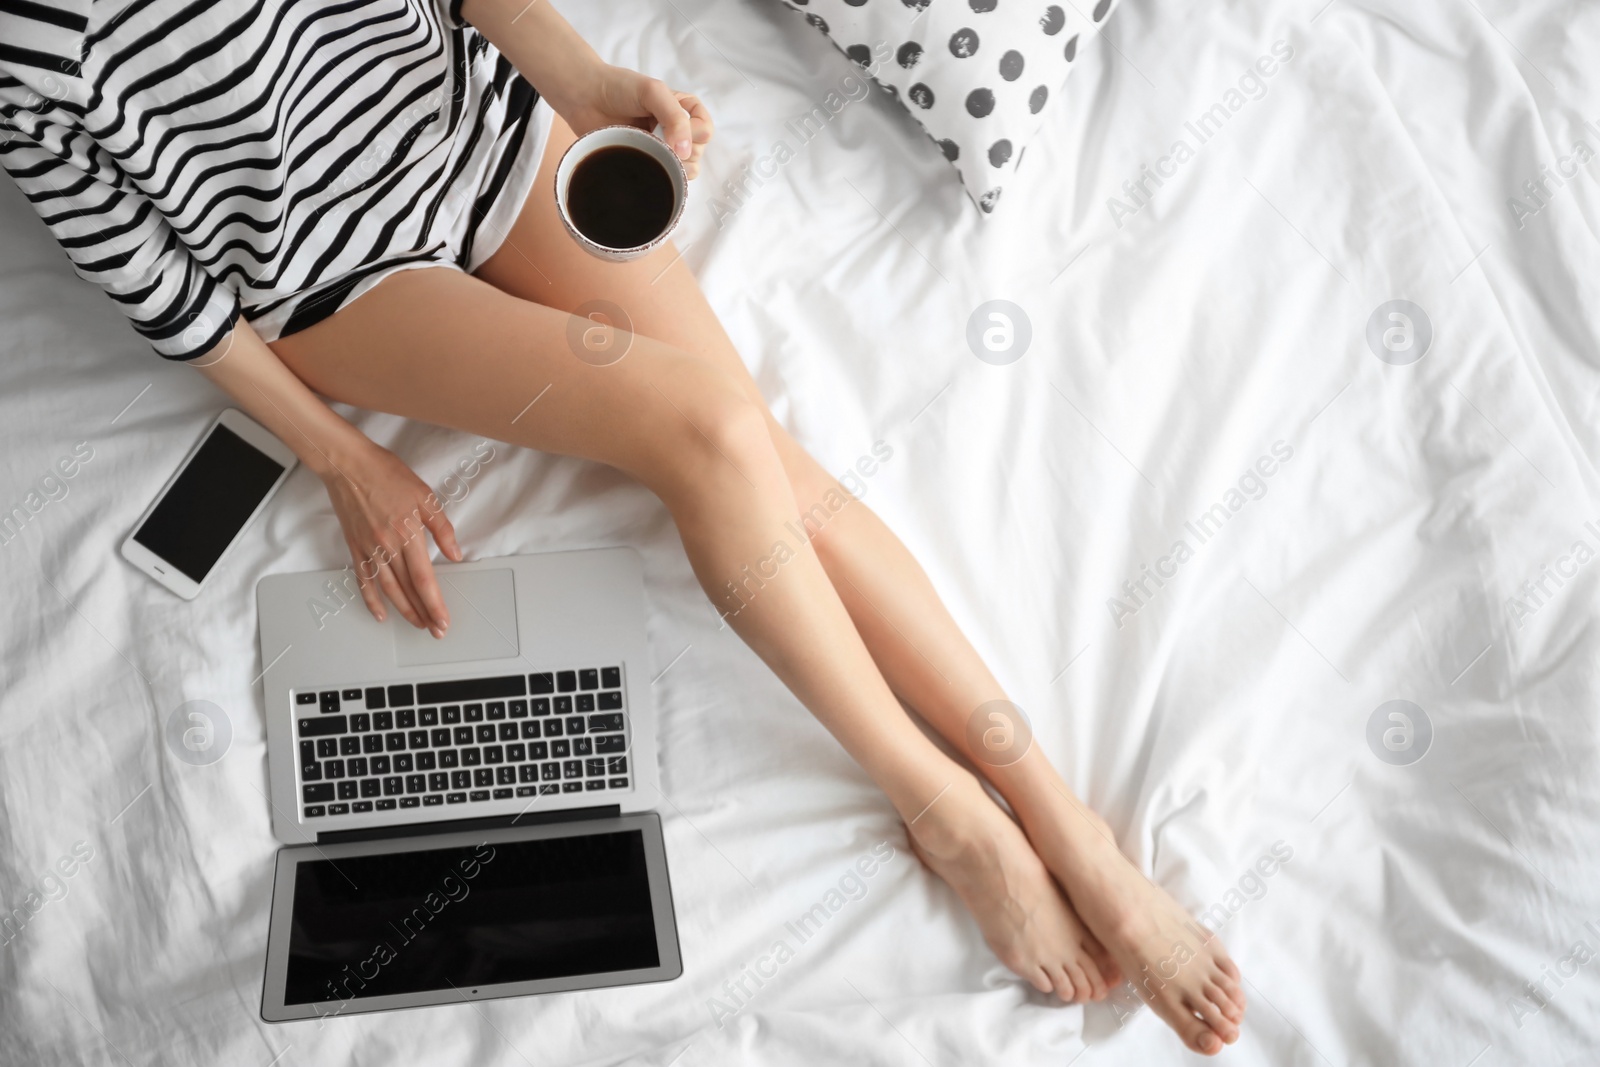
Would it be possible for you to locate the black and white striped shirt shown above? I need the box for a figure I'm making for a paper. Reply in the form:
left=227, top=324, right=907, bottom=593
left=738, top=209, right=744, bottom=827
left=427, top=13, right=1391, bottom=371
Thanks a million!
left=1, top=0, right=546, bottom=359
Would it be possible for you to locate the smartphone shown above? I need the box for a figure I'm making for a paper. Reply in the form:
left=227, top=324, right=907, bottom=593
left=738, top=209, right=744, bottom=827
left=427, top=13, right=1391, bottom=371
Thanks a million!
left=121, top=409, right=298, bottom=599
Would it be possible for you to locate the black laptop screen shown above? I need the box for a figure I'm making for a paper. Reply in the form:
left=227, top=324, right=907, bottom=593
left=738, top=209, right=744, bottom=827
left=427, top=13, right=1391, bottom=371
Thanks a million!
left=283, top=830, right=659, bottom=1005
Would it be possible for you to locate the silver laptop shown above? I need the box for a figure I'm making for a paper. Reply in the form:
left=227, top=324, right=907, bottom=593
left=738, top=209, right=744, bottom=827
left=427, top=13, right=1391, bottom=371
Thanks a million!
left=254, top=547, right=681, bottom=1022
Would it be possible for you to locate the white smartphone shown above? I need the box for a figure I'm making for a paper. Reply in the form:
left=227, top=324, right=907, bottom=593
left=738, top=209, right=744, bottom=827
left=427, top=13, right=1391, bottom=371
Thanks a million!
left=121, top=409, right=298, bottom=599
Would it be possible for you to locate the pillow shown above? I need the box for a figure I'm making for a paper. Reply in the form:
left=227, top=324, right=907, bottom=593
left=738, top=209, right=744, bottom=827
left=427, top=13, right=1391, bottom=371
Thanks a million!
left=773, top=0, right=1121, bottom=212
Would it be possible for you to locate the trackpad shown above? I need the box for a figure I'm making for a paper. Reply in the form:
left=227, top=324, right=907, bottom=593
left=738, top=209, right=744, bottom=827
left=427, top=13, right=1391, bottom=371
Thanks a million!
left=393, top=568, right=519, bottom=666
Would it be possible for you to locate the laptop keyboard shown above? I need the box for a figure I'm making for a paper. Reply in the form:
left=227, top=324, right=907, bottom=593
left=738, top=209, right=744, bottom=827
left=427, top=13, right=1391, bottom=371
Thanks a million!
left=292, top=667, right=630, bottom=820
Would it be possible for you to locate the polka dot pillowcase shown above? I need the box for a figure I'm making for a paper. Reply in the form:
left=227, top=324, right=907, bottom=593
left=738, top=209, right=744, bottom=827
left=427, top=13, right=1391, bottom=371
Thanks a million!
left=774, top=0, right=1122, bottom=213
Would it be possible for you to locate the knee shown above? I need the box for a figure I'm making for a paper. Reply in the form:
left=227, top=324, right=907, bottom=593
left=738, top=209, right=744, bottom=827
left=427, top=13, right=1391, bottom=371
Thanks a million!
left=645, top=360, right=782, bottom=493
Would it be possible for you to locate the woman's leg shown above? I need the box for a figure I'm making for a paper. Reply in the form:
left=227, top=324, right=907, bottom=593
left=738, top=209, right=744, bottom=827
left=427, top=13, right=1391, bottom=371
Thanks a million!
left=270, top=265, right=1109, bottom=1005
left=471, top=117, right=1245, bottom=1051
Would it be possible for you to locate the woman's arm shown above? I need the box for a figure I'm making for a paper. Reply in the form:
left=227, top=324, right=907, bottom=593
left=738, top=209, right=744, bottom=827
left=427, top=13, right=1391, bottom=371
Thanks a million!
left=191, top=322, right=461, bottom=635
left=460, top=0, right=713, bottom=176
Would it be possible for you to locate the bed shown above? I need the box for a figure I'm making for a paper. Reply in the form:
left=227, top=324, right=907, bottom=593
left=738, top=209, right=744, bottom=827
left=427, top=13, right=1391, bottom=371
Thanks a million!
left=3, top=0, right=1598, bottom=1063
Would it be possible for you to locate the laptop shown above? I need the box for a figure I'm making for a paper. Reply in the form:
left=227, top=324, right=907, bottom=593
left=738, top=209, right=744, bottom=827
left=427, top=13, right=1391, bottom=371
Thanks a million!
left=254, top=547, right=682, bottom=1022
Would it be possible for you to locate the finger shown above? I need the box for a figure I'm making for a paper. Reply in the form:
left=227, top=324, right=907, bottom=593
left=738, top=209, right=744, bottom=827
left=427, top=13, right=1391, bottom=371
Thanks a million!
left=402, top=533, right=450, bottom=635
left=421, top=497, right=464, bottom=562
left=640, top=78, right=692, bottom=160
left=385, top=547, right=433, bottom=634
left=677, top=92, right=714, bottom=144
left=347, top=542, right=387, bottom=622
left=375, top=555, right=424, bottom=629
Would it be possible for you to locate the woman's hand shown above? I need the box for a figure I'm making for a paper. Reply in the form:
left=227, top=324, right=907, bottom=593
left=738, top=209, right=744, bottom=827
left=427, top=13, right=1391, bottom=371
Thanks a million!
left=320, top=438, right=464, bottom=636
left=557, top=65, right=715, bottom=178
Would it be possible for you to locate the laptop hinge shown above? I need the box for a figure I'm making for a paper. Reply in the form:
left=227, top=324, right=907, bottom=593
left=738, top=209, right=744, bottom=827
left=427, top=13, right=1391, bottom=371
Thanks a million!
left=314, top=804, right=622, bottom=846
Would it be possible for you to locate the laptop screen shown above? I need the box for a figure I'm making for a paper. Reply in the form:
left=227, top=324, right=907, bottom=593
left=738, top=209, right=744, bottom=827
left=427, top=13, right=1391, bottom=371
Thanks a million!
left=283, top=829, right=660, bottom=1005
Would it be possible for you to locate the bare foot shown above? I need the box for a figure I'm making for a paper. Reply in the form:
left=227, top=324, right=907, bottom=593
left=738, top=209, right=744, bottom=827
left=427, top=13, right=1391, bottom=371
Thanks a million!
left=1021, top=799, right=1246, bottom=1055
left=907, top=776, right=1121, bottom=1003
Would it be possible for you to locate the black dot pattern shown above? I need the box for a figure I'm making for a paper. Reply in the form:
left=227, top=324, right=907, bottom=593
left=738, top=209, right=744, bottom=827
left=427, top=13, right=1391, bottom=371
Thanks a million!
left=775, top=0, right=1123, bottom=213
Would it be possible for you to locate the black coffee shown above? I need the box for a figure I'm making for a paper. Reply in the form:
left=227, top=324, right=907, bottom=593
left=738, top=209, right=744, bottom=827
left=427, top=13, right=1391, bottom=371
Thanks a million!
left=567, top=145, right=675, bottom=249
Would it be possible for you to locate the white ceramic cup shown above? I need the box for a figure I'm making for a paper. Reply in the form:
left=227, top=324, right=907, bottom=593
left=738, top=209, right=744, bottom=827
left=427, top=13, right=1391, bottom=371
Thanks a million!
left=554, top=125, right=687, bottom=261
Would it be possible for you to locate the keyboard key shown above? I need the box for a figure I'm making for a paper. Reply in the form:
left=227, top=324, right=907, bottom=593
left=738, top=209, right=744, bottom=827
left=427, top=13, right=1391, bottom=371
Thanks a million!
left=562, top=782, right=582, bottom=793
left=541, top=763, right=560, bottom=781
left=394, top=754, right=413, bottom=773
left=319, top=691, right=340, bottom=714
left=305, top=805, right=326, bottom=817
left=374, top=712, right=394, bottom=732
left=585, top=780, right=605, bottom=791
left=554, top=696, right=573, bottom=715
left=417, top=752, right=436, bottom=770
left=464, top=704, right=483, bottom=723
left=303, top=783, right=334, bottom=803
left=377, top=798, right=397, bottom=811
left=316, top=738, right=336, bottom=759
left=487, top=702, right=505, bottom=720
left=507, top=743, right=525, bottom=762
left=418, top=675, right=526, bottom=702
left=532, top=698, right=551, bottom=716
left=493, top=787, right=513, bottom=799
left=551, top=740, right=570, bottom=758
left=530, top=742, right=549, bottom=760
left=420, top=707, right=439, bottom=726
left=452, top=770, right=471, bottom=790
left=296, top=692, right=317, bottom=706
left=498, top=722, right=517, bottom=741
left=439, top=750, right=459, bottom=768
left=577, top=694, right=595, bottom=713
left=329, top=802, right=350, bottom=815
left=540, top=783, right=560, bottom=795
left=566, top=716, right=586, bottom=735
left=474, top=768, right=493, bottom=788
left=557, top=670, right=577, bottom=693
left=563, top=760, right=582, bottom=779
left=341, top=688, right=362, bottom=701
left=348, top=757, right=369, bottom=777
left=461, top=748, right=481, bottom=767
left=530, top=672, right=554, bottom=694
left=454, top=726, right=473, bottom=746
left=586, top=758, right=606, bottom=777
left=409, top=731, right=429, bottom=749
left=349, top=713, right=371, bottom=733
left=300, top=762, right=322, bottom=782
left=300, top=739, right=316, bottom=763
left=340, top=736, right=361, bottom=757
left=425, top=771, right=446, bottom=790
left=595, top=736, right=626, bottom=754
left=399, top=796, right=420, bottom=808
left=337, top=781, right=358, bottom=800
left=521, top=721, right=541, bottom=740
left=476, top=724, right=495, bottom=744
left=509, top=700, right=528, bottom=718
left=363, top=734, right=383, bottom=754
left=361, top=779, right=381, bottom=798
left=607, top=756, right=628, bottom=774
left=423, top=794, right=443, bottom=806
left=387, top=684, right=414, bottom=706
left=353, top=801, right=374, bottom=813
left=383, top=732, right=404, bottom=752
left=383, top=776, right=403, bottom=796
left=406, top=775, right=426, bottom=793
left=598, top=691, right=623, bottom=710
left=601, top=666, right=621, bottom=688
left=446, top=793, right=466, bottom=804
left=369, top=757, right=388, bottom=777
left=574, top=738, right=593, bottom=756
left=434, top=728, right=453, bottom=747
left=544, top=719, right=563, bottom=737
left=516, top=786, right=536, bottom=797
left=579, top=669, right=599, bottom=690
left=519, top=764, right=538, bottom=783
left=442, top=706, right=461, bottom=724
left=469, top=790, right=491, bottom=802
left=323, top=759, right=345, bottom=779
left=609, top=777, right=629, bottom=789
left=298, top=716, right=346, bottom=737
left=590, top=713, right=624, bottom=732
left=496, top=766, right=515, bottom=785
left=484, top=745, right=504, bottom=764
left=397, top=709, right=416, bottom=729
left=364, top=686, right=386, bottom=709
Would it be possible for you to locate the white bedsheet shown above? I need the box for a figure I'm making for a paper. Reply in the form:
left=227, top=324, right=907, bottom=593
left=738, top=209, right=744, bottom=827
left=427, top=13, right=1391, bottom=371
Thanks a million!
left=3, top=0, right=1599, bottom=1064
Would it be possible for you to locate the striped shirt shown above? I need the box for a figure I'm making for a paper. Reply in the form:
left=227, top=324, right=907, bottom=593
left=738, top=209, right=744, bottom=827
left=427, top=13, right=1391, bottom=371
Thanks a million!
left=0, top=0, right=547, bottom=359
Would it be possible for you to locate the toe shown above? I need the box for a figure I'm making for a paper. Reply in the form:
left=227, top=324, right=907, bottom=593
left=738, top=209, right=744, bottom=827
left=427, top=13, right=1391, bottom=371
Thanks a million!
left=1187, top=992, right=1239, bottom=1045
left=1047, top=963, right=1078, bottom=1003
left=1026, top=965, right=1054, bottom=995
left=1061, top=960, right=1090, bottom=1003
left=1190, top=1024, right=1223, bottom=1056
left=1075, top=952, right=1108, bottom=1000
left=1207, top=981, right=1244, bottom=1023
